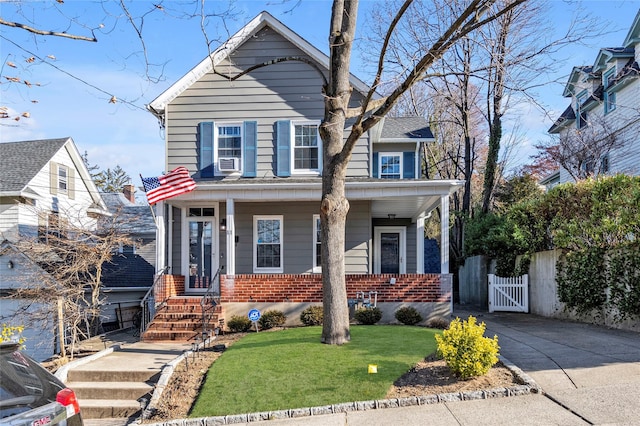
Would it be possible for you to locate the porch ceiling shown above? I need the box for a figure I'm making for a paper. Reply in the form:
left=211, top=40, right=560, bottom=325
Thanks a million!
left=165, top=178, right=464, bottom=221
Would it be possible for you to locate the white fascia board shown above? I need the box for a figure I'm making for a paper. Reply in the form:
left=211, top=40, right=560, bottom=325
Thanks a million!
left=171, top=179, right=464, bottom=203
left=147, top=12, right=373, bottom=115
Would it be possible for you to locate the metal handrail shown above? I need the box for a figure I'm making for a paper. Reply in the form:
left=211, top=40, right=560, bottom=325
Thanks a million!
left=139, top=266, right=170, bottom=336
left=200, top=266, right=223, bottom=341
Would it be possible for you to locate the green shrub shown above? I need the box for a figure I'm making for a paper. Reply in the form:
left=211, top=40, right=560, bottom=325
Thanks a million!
left=227, top=315, right=252, bottom=333
left=426, top=317, right=449, bottom=330
left=435, top=316, right=499, bottom=379
left=258, top=310, right=287, bottom=330
left=394, top=307, right=423, bottom=325
left=300, top=305, right=323, bottom=326
left=354, top=307, right=382, bottom=325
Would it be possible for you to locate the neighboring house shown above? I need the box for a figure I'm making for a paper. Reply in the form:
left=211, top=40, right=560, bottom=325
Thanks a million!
left=548, top=10, right=640, bottom=183
left=99, top=186, right=156, bottom=330
left=0, top=137, right=109, bottom=361
left=144, top=11, right=462, bottom=336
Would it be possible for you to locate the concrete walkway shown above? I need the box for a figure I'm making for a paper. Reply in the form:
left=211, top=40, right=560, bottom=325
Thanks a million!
left=64, top=309, right=640, bottom=426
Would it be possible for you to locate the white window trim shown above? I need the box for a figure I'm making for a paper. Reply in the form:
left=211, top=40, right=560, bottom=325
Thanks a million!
left=58, top=164, right=68, bottom=194
left=374, top=226, right=406, bottom=274
left=603, top=68, right=616, bottom=114
left=379, top=152, right=403, bottom=179
left=290, top=120, right=322, bottom=175
left=253, top=215, right=284, bottom=273
left=576, top=90, right=588, bottom=129
left=214, top=122, right=244, bottom=175
left=312, top=214, right=321, bottom=273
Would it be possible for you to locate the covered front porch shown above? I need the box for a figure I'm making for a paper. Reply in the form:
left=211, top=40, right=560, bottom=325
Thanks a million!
left=142, top=179, right=461, bottom=340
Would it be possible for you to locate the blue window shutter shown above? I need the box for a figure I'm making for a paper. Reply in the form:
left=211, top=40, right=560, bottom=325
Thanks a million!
left=198, top=122, right=215, bottom=178
left=372, top=152, right=379, bottom=178
left=243, top=121, right=257, bottom=177
left=276, top=120, right=291, bottom=177
left=403, top=152, right=415, bottom=179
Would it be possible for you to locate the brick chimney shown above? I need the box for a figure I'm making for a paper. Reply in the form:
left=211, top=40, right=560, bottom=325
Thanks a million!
left=123, top=184, right=136, bottom=203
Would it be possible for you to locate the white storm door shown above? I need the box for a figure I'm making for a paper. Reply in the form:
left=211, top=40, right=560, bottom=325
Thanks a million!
left=374, top=226, right=406, bottom=274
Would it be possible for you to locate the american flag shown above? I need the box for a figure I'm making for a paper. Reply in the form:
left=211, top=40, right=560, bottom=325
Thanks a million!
left=141, top=167, right=196, bottom=205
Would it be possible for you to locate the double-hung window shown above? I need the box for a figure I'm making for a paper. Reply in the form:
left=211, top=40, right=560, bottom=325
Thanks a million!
left=254, top=215, right=283, bottom=273
left=58, top=165, right=68, bottom=194
left=216, top=123, right=243, bottom=173
left=313, top=214, right=321, bottom=273
left=379, top=153, right=402, bottom=179
left=291, top=121, right=321, bottom=174
left=603, top=68, right=616, bottom=114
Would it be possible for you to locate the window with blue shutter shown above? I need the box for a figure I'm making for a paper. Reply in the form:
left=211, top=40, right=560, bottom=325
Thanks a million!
left=243, top=121, right=258, bottom=177
left=276, top=120, right=291, bottom=177
left=198, top=122, right=214, bottom=177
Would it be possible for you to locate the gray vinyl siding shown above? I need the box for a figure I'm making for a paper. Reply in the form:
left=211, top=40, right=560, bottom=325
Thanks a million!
left=230, top=200, right=370, bottom=274
left=165, top=26, right=370, bottom=179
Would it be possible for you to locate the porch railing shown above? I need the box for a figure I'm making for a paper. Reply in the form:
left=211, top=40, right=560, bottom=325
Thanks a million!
left=139, top=266, right=170, bottom=335
left=200, top=266, right=223, bottom=341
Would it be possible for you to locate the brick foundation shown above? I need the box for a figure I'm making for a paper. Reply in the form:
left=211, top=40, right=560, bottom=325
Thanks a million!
left=220, top=274, right=450, bottom=304
left=154, top=275, right=185, bottom=302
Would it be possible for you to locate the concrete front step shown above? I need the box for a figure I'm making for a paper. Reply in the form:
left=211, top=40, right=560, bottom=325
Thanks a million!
left=67, top=369, right=159, bottom=383
left=142, top=330, right=201, bottom=341
left=69, top=381, right=152, bottom=400
left=78, top=399, right=142, bottom=419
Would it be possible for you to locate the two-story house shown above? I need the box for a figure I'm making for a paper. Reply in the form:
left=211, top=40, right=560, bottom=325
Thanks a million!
left=143, top=11, right=463, bottom=340
left=548, top=10, right=640, bottom=182
left=0, top=137, right=109, bottom=360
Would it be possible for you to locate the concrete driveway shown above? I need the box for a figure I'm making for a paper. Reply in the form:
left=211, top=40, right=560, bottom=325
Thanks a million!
left=455, top=307, right=640, bottom=425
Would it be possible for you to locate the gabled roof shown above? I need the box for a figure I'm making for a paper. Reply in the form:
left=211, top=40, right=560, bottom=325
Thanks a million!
left=548, top=105, right=576, bottom=133
left=562, top=66, right=594, bottom=97
left=0, top=138, right=69, bottom=193
left=623, top=9, right=640, bottom=47
left=379, top=117, right=434, bottom=142
left=147, top=11, right=372, bottom=116
left=0, top=137, right=107, bottom=212
left=592, top=47, right=635, bottom=72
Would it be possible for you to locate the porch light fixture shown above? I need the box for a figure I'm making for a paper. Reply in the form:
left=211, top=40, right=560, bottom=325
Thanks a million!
left=7, top=260, right=14, bottom=269
left=388, top=214, right=396, bottom=220
left=220, top=219, right=226, bottom=231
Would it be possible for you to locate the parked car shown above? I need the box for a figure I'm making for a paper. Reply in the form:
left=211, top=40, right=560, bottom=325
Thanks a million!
left=0, top=342, right=83, bottom=425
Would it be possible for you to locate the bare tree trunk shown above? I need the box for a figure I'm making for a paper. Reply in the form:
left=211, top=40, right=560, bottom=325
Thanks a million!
left=319, top=0, right=361, bottom=345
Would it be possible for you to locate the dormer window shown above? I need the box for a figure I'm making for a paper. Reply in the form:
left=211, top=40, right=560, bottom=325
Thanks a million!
left=603, top=68, right=616, bottom=114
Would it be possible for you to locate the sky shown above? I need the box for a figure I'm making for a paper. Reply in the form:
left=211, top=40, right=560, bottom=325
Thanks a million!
left=1, top=0, right=639, bottom=193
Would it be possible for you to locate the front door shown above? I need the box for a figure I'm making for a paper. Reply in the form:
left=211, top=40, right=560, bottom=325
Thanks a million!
left=374, top=226, right=406, bottom=274
left=184, top=207, right=218, bottom=293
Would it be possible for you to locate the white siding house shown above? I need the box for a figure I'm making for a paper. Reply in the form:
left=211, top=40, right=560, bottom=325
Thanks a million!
left=549, top=11, right=640, bottom=182
left=0, top=137, right=109, bottom=361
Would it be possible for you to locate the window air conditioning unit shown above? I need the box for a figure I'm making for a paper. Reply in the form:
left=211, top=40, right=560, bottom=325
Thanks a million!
left=218, top=157, right=240, bottom=172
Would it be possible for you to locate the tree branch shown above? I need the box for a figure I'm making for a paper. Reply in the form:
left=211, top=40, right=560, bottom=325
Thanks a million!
left=0, top=17, right=97, bottom=42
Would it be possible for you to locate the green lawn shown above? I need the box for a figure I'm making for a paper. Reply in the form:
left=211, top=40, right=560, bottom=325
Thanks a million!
left=190, top=325, right=439, bottom=417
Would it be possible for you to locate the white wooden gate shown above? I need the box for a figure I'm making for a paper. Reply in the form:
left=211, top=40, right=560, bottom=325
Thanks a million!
left=488, top=274, right=529, bottom=313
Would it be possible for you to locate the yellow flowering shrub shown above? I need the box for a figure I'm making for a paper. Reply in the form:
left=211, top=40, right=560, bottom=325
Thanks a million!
left=1, top=323, right=26, bottom=345
left=435, top=315, right=499, bottom=379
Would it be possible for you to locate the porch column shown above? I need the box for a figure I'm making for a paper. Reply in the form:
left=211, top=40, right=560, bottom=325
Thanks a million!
left=416, top=213, right=425, bottom=273
left=440, top=195, right=449, bottom=274
left=155, top=200, right=166, bottom=273
left=226, top=198, right=236, bottom=275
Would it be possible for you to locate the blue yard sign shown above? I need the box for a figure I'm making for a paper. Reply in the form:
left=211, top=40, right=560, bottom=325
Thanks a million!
left=248, top=309, right=261, bottom=322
